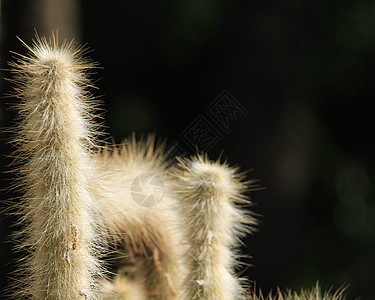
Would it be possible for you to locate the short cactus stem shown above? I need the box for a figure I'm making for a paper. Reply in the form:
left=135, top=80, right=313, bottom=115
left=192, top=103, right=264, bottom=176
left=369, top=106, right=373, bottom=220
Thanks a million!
left=173, top=156, right=255, bottom=299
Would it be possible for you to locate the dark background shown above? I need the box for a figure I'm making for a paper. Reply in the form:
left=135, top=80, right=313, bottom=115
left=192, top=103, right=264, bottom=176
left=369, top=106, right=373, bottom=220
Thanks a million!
left=1, top=0, right=374, bottom=298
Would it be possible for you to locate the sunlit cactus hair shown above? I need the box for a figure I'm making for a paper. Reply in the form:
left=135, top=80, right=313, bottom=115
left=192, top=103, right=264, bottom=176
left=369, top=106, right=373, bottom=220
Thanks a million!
left=172, top=155, right=257, bottom=299
left=8, top=32, right=104, bottom=299
left=249, top=283, right=347, bottom=300
left=93, top=136, right=188, bottom=299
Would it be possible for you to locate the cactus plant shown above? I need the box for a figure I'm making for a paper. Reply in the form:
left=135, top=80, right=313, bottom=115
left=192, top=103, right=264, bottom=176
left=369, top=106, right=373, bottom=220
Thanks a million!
left=8, top=33, right=103, bottom=299
left=5, top=33, right=347, bottom=300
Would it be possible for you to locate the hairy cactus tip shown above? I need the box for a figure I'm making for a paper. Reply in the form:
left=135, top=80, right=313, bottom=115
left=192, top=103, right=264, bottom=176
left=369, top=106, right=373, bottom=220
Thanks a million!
left=8, top=33, right=103, bottom=299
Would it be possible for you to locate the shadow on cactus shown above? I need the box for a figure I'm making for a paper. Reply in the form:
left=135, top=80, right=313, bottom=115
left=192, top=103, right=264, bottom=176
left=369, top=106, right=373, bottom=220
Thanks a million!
left=4, top=33, right=348, bottom=299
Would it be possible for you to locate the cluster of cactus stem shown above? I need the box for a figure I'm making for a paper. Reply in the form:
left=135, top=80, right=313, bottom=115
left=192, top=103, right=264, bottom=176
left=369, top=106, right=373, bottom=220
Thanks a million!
left=6, top=33, right=347, bottom=299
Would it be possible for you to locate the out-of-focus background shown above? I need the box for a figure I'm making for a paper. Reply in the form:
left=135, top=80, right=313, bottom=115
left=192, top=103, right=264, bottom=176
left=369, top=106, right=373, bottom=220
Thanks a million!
left=1, top=0, right=374, bottom=298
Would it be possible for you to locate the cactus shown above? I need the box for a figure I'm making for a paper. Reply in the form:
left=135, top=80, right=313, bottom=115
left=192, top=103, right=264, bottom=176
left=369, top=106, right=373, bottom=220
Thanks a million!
left=250, top=283, right=347, bottom=300
left=93, top=137, right=188, bottom=299
left=6, top=33, right=347, bottom=300
left=8, top=33, right=103, bottom=299
left=171, top=156, right=256, bottom=299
